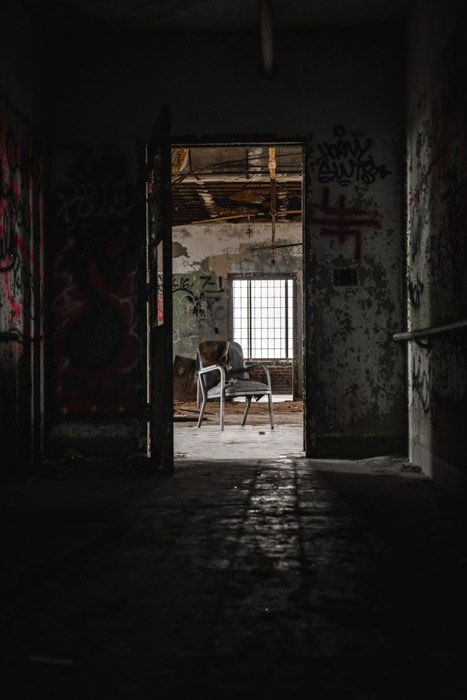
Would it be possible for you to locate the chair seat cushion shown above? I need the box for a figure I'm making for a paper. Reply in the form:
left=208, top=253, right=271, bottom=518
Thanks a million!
left=207, top=380, right=270, bottom=399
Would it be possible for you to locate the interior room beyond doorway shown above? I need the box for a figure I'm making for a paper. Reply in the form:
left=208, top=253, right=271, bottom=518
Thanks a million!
left=171, top=143, right=304, bottom=460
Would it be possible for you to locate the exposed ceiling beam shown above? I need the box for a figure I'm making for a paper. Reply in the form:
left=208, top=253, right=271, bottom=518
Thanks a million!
left=251, top=242, right=303, bottom=251
left=269, top=146, right=277, bottom=262
left=174, top=174, right=301, bottom=183
left=194, top=177, right=220, bottom=218
left=171, top=148, right=190, bottom=176
left=188, top=210, right=301, bottom=225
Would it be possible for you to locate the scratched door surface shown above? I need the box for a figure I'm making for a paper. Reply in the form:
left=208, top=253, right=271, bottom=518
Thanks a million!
left=146, top=106, right=173, bottom=472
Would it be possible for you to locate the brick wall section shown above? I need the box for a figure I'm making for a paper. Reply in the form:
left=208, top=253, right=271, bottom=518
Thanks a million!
left=248, top=362, right=293, bottom=394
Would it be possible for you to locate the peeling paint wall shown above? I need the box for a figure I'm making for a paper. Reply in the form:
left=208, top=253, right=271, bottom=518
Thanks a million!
left=407, top=0, right=467, bottom=487
left=172, top=222, right=302, bottom=393
left=307, top=125, right=406, bottom=456
left=0, top=1, right=45, bottom=466
left=0, top=96, right=44, bottom=465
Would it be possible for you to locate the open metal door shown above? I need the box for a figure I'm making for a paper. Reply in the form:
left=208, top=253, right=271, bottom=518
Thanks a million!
left=146, top=106, right=173, bottom=473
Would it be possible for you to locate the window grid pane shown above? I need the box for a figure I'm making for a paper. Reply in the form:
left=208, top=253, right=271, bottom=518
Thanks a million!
left=232, top=278, right=294, bottom=360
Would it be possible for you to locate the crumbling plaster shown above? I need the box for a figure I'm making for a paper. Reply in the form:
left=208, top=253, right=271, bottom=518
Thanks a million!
left=0, top=2, right=45, bottom=467
left=406, top=0, right=467, bottom=486
left=172, top=222, right=303, bottom=394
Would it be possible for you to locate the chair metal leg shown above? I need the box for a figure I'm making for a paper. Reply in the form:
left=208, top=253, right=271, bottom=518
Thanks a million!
left=268, top=393, right=274, bottom=430
left=241, top=397, right=251, bottom=426
left=220, top=392, right=225, bottom=431
left=197, top=397, right=206, bottom=428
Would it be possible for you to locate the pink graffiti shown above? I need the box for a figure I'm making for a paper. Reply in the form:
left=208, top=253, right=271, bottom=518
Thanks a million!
left=0, top=104, right=44, bottom=359
left=157, top=295, right=164, bottom=323
left=3, top=270, right=21, bottom=320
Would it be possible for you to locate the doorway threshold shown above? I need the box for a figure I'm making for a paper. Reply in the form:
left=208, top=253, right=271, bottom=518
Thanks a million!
left=174, top=424, right=304, bottom=461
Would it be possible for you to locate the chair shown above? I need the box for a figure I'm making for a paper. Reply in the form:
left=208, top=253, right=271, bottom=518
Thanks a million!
left=196, top=340, right=274, bottom=431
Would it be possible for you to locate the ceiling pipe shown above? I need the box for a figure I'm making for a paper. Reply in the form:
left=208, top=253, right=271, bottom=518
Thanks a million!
left=259, top=0, right=274, bottom=77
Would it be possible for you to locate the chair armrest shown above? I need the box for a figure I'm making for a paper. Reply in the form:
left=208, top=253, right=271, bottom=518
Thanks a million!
left=198, top=364, right=225, bottom=377
left=197, top=364, right=226, bottom=401
left=228, top=364, right=266, bottom=373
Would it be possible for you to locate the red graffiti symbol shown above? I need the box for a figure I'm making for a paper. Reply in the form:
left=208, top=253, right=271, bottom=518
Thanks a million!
left=311, top=187, right=380, bottom=262
left=157, top=295, right=164, bottom=323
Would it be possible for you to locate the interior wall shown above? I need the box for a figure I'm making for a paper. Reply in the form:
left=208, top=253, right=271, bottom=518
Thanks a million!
left=0, top=0, right=45, bottom=126
left=46, top=27, right=406, bottom=457
left=306, top=120, right=406, bottom=456
left=406, top=0, right=467, bottom=490
left=172, top=221, right=302, bottom=396
left=0, top=0, right=45, bottom=466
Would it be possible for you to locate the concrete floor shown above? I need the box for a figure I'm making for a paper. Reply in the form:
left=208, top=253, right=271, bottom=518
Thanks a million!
left=175, top=423, right=304, bottom=460
left=3, top=455, right=467, bottom=698
left=174, top=398, right=303, bottom=425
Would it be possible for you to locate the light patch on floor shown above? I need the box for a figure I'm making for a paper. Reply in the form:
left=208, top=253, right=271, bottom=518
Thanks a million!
left=174, top=423, right=304, bottom=460
left=233, top=394, right=293, bottom=403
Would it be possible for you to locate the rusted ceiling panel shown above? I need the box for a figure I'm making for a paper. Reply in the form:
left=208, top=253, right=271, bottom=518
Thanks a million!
left=172, top=181, right=301, bottom=225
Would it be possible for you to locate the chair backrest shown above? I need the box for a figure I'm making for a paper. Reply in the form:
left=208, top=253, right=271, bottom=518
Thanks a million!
left=227, top=341, right=249, bottom=379
left=197, top=340, right=248, bottom=390
left=197, top=340, right=227, bottom=391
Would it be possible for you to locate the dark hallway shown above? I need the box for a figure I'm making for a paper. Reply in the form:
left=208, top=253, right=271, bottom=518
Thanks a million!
left=3, top=456, right=467, bottom=698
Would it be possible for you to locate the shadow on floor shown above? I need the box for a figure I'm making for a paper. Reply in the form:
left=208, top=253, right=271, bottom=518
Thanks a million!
left=2, top=456, right=467, bottom=698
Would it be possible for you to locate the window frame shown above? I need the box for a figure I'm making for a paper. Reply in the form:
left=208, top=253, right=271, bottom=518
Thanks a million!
left=228, top=273, right=295, bottom=362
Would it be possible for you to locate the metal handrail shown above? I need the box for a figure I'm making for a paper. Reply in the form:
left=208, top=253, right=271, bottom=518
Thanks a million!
left=393, top=319, right=467, bottom=341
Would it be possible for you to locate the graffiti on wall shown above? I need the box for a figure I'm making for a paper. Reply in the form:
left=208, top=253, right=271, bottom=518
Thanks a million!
left=411, top=351, right=430, bottom=413
left=0, top=105, right=43, bottom=357
left=408, top=102, right=443, bottom=267
left=315, top=125, right=391, bottom=187
left=172, top=273, right=226, bottom=355
left=409, top=91, right=466, bottom=283
left=51, top=149, right=140, bottom=415
left=408, top=274, right=424, bottom=309
left=411, top=335, right=467, bottom=416
left=0, top=96, right=43, bottom=451
left=310, top=187, right=381, bottom=262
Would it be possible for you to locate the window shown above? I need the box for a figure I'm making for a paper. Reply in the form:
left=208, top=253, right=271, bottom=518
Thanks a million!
left=231, top=278, right=293, bottom=359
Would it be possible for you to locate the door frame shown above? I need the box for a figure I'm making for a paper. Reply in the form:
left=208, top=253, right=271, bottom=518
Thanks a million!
left=146, top=107, right=174, bottom=473
left=171, top=134, right=314, bottom=456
